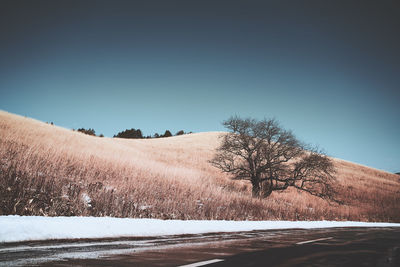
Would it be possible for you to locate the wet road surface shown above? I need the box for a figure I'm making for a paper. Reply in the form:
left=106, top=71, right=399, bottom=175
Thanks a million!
left=1, top=227, right=399, bottom=266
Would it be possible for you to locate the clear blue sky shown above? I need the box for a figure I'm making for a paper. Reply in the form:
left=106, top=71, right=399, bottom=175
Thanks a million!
left=1, top=0, right=399, bottom=173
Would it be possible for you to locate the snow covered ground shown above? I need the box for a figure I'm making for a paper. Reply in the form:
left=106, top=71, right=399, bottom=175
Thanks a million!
left=1, top=215, right=400, bottom=243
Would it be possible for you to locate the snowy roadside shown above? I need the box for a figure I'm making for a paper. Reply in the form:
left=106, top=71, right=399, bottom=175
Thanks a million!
left=1, top=215, right=400, bottom=243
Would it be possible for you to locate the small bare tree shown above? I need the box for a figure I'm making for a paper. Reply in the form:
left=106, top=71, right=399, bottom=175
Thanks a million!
left=210, top=116, right=336, bottom=199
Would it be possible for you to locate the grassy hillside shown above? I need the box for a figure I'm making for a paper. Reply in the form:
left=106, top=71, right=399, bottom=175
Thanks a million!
left=1, top=111, right=399, bottom=222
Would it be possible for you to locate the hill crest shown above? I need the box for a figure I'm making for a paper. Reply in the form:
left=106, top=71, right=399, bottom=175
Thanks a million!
left=1, top=110, right=399, bottom=222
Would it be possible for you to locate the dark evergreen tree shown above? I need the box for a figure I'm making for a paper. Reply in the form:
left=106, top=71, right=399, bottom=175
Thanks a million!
left=114, top=128, right=143, bottom=139
left=77, top=128, right=96, bottom=136
left=163, top=130, right=172, bottom=137
left=175, top=130, right=185, bottom=136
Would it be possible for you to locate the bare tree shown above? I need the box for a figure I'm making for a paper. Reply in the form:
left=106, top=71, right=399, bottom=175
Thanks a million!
left=210, top=116, right=336, bottom=199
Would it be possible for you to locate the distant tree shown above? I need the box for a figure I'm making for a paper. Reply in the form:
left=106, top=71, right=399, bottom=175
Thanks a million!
left=163, top=130, right=172, bottom=137
left=77, top=128, right=96, bottom=136
left=153, top=133, right=160, bottom=138
left=176, top=130, right=185, bottom=136
left=99, top=134, right=104, bottom=137
left=210, top=116, right=336, bottom=199
left=114, top=128, right=143, bottom=139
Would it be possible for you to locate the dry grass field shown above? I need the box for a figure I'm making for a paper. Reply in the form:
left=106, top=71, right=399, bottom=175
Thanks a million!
left=1, top=110, right=399, bottom=222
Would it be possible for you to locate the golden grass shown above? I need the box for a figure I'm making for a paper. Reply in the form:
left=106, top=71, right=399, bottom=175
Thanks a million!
left=1, top=110, right=399, bottom=221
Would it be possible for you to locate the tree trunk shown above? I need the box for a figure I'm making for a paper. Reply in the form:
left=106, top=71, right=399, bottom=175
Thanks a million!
left=251, top=179, right=260, bottom=198
left=261, top=180, right=273, bottom=198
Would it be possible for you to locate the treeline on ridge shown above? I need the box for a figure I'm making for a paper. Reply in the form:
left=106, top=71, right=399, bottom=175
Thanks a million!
left=47, top=121, right=189, bottom=138
left=72, top=127, right=189, bottom=139
left=113, top=129, right=189, bottom=139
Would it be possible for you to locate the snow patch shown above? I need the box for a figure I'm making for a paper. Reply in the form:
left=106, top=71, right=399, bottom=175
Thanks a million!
left=1, top=215, right=399, bottom=243
left=81, top=193, right=92, bottom=207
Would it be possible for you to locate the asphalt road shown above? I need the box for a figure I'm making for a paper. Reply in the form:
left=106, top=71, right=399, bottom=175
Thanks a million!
left=1, top=227, right=399, bottom=266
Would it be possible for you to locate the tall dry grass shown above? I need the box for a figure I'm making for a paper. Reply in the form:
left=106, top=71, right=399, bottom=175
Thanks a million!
left=1, top=110, right=399, bottom=221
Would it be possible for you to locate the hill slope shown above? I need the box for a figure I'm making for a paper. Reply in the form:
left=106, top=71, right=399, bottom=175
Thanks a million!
left=1, top=111, right=399, bottom=221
